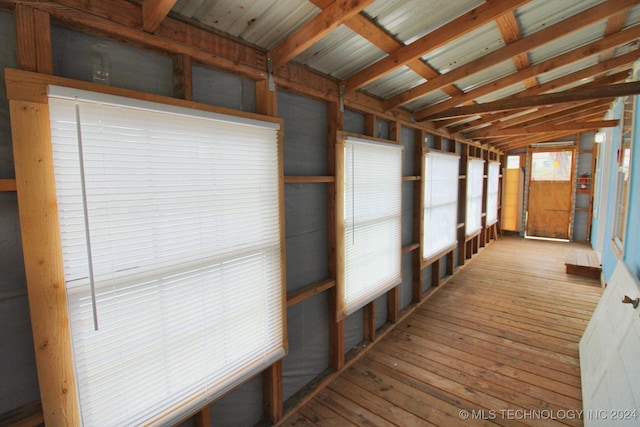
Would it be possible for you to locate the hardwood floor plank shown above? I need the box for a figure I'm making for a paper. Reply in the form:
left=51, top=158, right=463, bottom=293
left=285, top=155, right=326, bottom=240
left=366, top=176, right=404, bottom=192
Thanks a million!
left=327, top=377, right=440, bottom=427
left=383, top=330, right=582, bottom=400
left=280, top=237, right=601, bottom=427
left=341, top=362, right=507, bottom=427
left=314, top=387, right=397, bottom=427
left=298, top=399, right=359, bottom=426
left=377, top=340, right=582, bottom=418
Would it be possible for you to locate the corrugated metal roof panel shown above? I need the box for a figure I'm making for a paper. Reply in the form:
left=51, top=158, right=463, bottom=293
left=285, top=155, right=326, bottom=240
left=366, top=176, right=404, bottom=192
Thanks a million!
left=528, top=22, right=607, bottom=65
left=623, top=5, right=640, bottom=28
left=536, top=57, right=600, bottom=86
left=361, top=66, right=425, bottom=99
left=363, top=0, right=484, bottom=44
left=475, top=82, right=527, bottom=104
left=295, top=25, right=386, bottom=79
left=403, top=90, right=450, bottom=112
left=422, top=22, right=505, bottom=74
left=173, top=0, right=319, bottom=49
left=515, top=0, right=604, bottom=38
left=454, top=62, right=518, bottom=93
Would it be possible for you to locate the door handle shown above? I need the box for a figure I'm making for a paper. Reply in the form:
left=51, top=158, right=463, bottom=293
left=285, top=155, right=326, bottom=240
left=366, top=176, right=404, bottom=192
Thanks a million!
left=622, top=295, right=639, bottom=309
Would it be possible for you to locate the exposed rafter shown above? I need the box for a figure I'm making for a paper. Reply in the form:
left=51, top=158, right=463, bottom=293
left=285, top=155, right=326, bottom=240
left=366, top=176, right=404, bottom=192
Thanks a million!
left=414, top=25, right=640, bottom=120
left=141, top=0, right=176, bottom=33
left=268, top=0, right=375, bottom=70
left=341, top=0, right=531, bottom=92
left=383, top=0, right=638, bottom=111
left=473, top=120, right=618, bottom=138
left=420, top=81, right=640, bottom=121
left=308, top=0, right=465, bottom=99
left=450, top=70, right=631, bottom=134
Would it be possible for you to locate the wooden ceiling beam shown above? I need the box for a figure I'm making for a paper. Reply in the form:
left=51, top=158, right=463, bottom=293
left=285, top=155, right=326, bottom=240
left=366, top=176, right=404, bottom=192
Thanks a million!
left=415, top=25, right=640, bottom=120
left=600, top=10, right=630, bottom=62
left=421, top=81, right=640, bottom=121
left=496, top=12, right=538, bottom=89
left=493, top=131, right=582, bottom=151
left=341, top=0, right=530, bottom=92
left=474, top=120, right=618, bottom=138
left=466, top=101, right=612, bottom=138
left=503, top=101, right=613, bottom=128
left=496, top=101, right=609, bottom=130
left=450, top=69, right=631, bottom=134
left=268, top=0, right=375, bottom=70
left=141, top=0, right=176, bottom=33
left=384, top=0, right=638, bottom=110
left=308, top=0, right=464, bottom=99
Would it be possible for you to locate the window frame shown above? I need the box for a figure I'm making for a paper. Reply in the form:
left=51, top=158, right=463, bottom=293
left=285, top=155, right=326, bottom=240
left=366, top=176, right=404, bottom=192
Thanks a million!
left=485, top=161, right=500, bottom=227
left=466, top=157, right=485, bottom=237
left=335, top=134, right=403, bottom=321
left=612, top=94, right=636, bottom=254
left=6, top=69, right=287, bottom=426
left=421, top=150, right=460, bottom=262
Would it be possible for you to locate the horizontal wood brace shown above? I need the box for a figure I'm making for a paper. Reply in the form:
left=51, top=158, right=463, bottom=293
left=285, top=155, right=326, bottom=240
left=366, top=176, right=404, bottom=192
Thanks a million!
left=420, top=244, right=456, bottom=269
left=284, top=176, right=335, bottom=183
left=286, top=278, right=336, bottom=307
left=402, top=242, right=420, bottom=254
left=0, top=179, right=17, bottom=192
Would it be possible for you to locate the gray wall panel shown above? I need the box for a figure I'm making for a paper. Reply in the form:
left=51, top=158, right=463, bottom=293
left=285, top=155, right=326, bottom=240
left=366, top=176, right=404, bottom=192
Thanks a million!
left=192, top=64, right=256, bottom=112
left=344, top=109, right=364, bottom=134
left=0, top=296, right=39, bottom=414
left=400, top=253, right=413, bottom=310
left=573, top=210, right=589, bottom=241
left=0, top=194, right=26, bottom=298
left=279, top=91, right=328, bottom=176
left=402, top=181, right=414, bottom=246
left=51, top=26, right=173, bottom=97
left=283, top=293, right=329, bottom=401
left=0, top=12, right=37, bottom=414
left=375, top=118, right=389, bottom=140
left=375, top=294, right=388, bottom=329
left=209, top=376, right=263, bottom=427
left=0, top=11, right=16, bottom=179
left=402, top=126, right=416, bottom=176
left=284, top=183, right=328, bottom=292
left=344, top=309, right=364, bottom=354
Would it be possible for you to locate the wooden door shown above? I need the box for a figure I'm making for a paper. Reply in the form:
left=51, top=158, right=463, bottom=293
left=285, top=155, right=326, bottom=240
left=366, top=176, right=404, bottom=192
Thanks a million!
left=580, top=261, right=640, bottom=426
left=526, top=150, right=573, bottom=239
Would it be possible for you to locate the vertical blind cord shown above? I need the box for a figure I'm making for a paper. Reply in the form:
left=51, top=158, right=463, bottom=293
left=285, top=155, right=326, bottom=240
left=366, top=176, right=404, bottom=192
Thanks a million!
left=75, top=101, right=100, bottom=331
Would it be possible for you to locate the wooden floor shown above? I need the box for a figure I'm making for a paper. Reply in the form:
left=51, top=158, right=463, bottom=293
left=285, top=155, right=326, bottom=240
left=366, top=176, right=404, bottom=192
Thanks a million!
left=280, top=236, right=603, bottom=427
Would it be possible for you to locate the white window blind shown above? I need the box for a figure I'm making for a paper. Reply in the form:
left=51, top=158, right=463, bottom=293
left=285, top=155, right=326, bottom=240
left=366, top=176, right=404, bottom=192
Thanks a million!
left=422, top=151, right=459, bottom=260
left=466, top=158, right=485, bottom=236
left=486, top=161, right=500, bottom=226
left=48, top=86, right=284, bottom=426
left=338, top=137, right=402, bottom=318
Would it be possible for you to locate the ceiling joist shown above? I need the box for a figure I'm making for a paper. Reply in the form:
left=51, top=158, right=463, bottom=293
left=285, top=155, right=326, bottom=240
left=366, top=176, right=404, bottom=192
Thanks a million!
left=384, top=0, right=637, bottom=111
left=141, top=0, right=176, bottom=33
left=268, top=0, right=375, bottom=70
left=414, top=25, right=640, bottom=120
left=421, top=81, right=640, bottom=121
left=341, top=0, right=531, bottom=92
left=473, top=120, right=619, bottom=138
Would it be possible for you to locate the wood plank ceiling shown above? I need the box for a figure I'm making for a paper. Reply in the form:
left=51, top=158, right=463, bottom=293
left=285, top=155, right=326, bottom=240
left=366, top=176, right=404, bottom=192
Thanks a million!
left=42, top=0, right=640, bottom=151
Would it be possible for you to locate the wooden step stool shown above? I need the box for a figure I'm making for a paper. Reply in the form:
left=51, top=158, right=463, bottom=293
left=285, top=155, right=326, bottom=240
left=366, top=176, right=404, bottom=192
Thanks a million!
left=565, top=249, right=601, bottom=279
